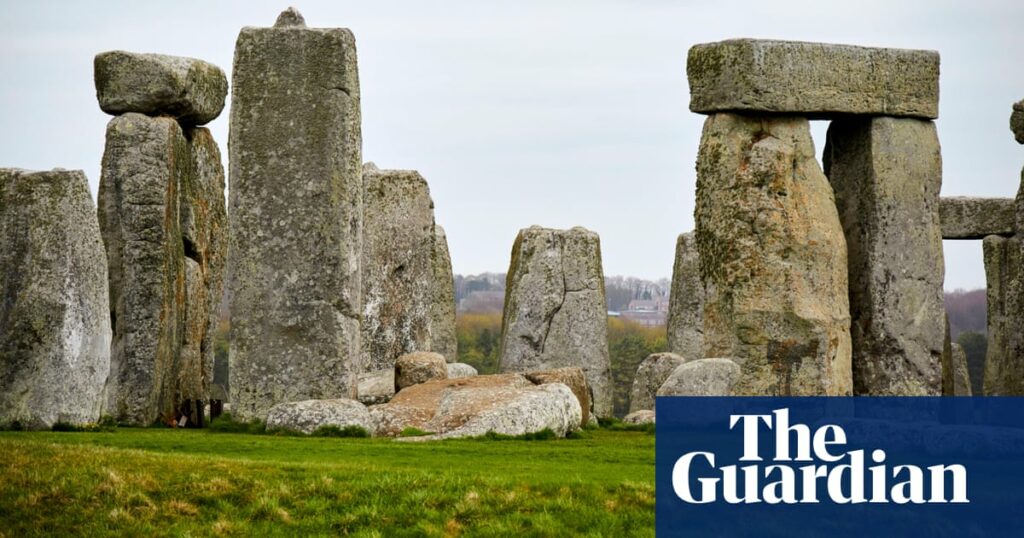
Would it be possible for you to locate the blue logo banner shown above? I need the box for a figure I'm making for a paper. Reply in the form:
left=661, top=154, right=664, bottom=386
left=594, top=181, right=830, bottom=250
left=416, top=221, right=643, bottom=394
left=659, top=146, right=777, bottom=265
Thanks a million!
left=655, top=397, right=1024, bottom=537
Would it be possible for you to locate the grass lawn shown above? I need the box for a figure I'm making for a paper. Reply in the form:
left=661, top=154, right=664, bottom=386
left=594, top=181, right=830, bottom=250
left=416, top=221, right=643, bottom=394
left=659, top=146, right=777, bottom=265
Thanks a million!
left=0, top=427, right=654, bottom=537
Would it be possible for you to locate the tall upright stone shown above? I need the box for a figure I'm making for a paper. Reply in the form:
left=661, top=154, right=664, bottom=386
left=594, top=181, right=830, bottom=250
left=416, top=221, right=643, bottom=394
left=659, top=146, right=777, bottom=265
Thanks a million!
left=360, top=168, right=436, bottom=372
left=695, top=113, right=852, bottom=396
left=666, top=232, right=703, bottom=360
left=229, top=9, right=363, bottom=420
left=429, top=225, right=458, bottom=362
left=824, top=117, right=945, bottom=395
left=0, top=169, right=111, bottom=429
left=983, top=235, right=1024, bottom=395
left=498, top=226, right=613, bottom=417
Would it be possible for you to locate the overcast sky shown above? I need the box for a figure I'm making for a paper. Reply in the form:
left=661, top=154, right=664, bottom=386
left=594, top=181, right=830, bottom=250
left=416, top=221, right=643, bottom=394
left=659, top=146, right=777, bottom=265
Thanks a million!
left=2, top=0, right=1022, bottom=290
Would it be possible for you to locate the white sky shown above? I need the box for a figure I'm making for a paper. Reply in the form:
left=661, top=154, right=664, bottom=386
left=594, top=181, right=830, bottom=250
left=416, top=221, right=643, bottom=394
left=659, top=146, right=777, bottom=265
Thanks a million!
left=2, top=0, right=1022, bottom=290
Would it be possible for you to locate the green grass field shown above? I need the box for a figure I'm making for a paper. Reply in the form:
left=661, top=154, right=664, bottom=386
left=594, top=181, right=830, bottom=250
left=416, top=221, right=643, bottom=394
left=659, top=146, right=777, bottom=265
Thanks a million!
left=0, top=427, right=654, bottom=537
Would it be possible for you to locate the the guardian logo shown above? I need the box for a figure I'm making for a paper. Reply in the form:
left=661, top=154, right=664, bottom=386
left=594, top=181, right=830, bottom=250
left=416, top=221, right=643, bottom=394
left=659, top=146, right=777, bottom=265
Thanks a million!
left=672, top=408, right=969, bottom=505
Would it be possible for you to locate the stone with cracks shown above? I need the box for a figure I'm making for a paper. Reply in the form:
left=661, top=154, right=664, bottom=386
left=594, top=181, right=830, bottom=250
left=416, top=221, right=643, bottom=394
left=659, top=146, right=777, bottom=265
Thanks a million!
left=524, top=367, right=593, bottom=426
left=429, top=226, right=458, bottom=362
left=498, top=226, right=613, bottom=417
left=265, top=399, right=375, bottom=435
left=228, top=9, right=363, bottom=421
left=687, top=39, right=939, bottom=119
left=361, top=168, right=436, bottom=372
left=394, top=351, right=448, bottom=392
left=983, top=235, right=1024, bottom=395
left=825, top=117, right=945, bottom=396
left=629, top=352, right=688, bottom=413
left=667, top=233, right=703, bottom=361
left=623, top=410, right=655, bottom=425
left=696, top=113, right=852, bottom=395
left=0, top=169, right=111, bottom=429
left=939, top=197, right=1015, bottom=239
left=656, top=358, right=741, bottom=397
left=94, top=51, right=228, bottom=125
left=446, top=363, right=478, bottom=379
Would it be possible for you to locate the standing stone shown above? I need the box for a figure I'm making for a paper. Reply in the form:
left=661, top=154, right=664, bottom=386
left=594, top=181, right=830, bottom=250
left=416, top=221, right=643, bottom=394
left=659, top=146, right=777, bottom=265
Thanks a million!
left=228, top=10, right=363, bottom=420
left=824, top=117, right=945, bottom=396
left=629, top=352, right=687, bottom=413
left=0, top=169, right=111, bottom=429
left=98, top=113, right=188, bottom=425
left=1011, top=99, right=1024, bottom=145
left=983, top=235, right=1024, bottom=395
left=943, top=343, right=973, bottom=396
left=429, top=226, right=458, bottom=362
left=498, top=226, right=613, bottom=417
left=695, top=113, right=852, bottom=396
left=666, top=233, right=703, bottom=360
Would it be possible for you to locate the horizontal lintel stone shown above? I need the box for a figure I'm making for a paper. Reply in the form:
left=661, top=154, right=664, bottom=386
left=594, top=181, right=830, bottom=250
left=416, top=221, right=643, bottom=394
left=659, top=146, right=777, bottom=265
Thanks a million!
left=939, top=197, right=1015, bottom=240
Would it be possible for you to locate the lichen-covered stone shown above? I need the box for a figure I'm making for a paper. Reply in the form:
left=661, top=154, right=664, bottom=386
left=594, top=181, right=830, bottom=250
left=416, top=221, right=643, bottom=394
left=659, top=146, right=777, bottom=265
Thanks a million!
left=94, top=51, right=228, bottom=125
left=524, top=367, right=592, bottom=426
left=667, top=233, right=703, bottom=361
left=0, top=169, right=111, bottom=429
left=357, top=369, right=394, bottom=406
left=939, top=197, right=1015, bottom=239
left=656, top=358, right=741, bottom=397
left=394, top=351, right=448, bottom=392
left=943, top=343, right=972, bottom=396
left=629, top=352, right=687, bottom=414
left=265, top=398, right=375, bottom=435
left=1011, top=100, right=1024, bottom=145
left=623, top=410, right=655, bottom=425
left=98, top=113, right=188, bottom=425
left=498, top=226, right=613, bottom=417
left=983, top=235, right=1024, bottom=395
left=228, top=10, right=363, bottom=421
left=696, top=113, right=852, bottom=396
left=825, top=117, right=944, bottom=396
left=361, top=169, right=435, bottom=372
left=688, top=39, right=939, bottom=119
left=446, top=363, right=478, bottom=379
left=429, top=226, right=458, bottom=362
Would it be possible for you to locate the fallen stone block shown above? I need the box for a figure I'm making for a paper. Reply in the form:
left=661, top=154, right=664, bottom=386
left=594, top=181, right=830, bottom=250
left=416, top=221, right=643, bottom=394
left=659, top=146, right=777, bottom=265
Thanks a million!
left=623, top=410, right=655, bottom=425
left=394, top=351, right=448, bottom=392
left=446, top=363, right=478, bottom=379
left=265, top=399, right=375, bottom=435
left=629, top=352, right=687, bottom=414
left=524, top=367, right=593, bottom=425
left=657, top=358, right=741, bottom=397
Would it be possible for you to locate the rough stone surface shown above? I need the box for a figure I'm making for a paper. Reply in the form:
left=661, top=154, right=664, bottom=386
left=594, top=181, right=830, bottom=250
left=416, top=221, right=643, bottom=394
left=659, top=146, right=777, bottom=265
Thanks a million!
left=228, top=12, right=362, bottom=421
left=357, top=369, right=394, bottom=406
left=939, top=197, right=1015, bottom=239
left=629, top=352, right=687, bottom=414
left=98, top=113, right=188, bottom=425
left=943, top=343, right=973, bottom=396
left=446, top=363, right=478, bottom=379
left=623, top=410, right=655, bottom=425
left=265, top=399, right=375, bottom=435
left=524, top=367, right=592, bottom=426
left=371, top=374, right=581, bottom=440
left=656, top=358, right=741, bottom=397
left=429, top=226, right=458, bottom=362
left=687, top=39, right=939, bottom=119
left=983, top=235, right=1024, bottom=395
left=696, top=113, right=852, bottom=396
left=94, top=51, right=227, bottom=125
left=1012, top=100, right=1024, bottom=145
left=667, top=233, right=704, bottom=361
left=394, top=351, right=448, bottom=392
left=361, top=169, right=435, bottom=372
left=824, top=117, right=945, bottom=396
left=499, top=226, right=613, bottom=417
left=0, top=169, right=111, bottom=429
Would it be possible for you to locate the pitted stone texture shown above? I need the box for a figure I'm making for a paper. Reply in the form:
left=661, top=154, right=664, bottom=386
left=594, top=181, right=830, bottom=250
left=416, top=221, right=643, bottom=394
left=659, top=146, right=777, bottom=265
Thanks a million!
left=98, top=113, right=188, bottom=425
left=696, top=113, right=852, bottom=396
left=228, top=14, right=362, bottom=420
left=446, top=363, right=478, bottom=379
left=687, top=39, right=939, bottom=119
left=1011, top=100, right=1024, bottom=145
left=656, top=359, right=741, bottom=397
left=983, top=236, right=1024, bottom=395
left=265, top=399, right=375, bottom=435
left=274, top=6, right=306, bottom=27
left=824, top=117, right=944, bottom=396
left=429, top=226, right=458, bottom=362
left=394, top=351, right=448, bottom=392
left=0, top=169, right=111, bottom=429
left=361, top=169, right=435, bottom=372
left=667, top=233, right=704, bottom=361
left=357, top=369, right=394, bottom=406
left=623, top=410, right=655, bottom=425
left=498, top=226, right=613, bottom=417
left=943, top=343, right=972, bottom=397
left=524, top=367, right=593, bottom=426
left=629, top=352, right=688, bottom=414
left=938, top=197, right=1015, bottom=239
left=94, top=51, right=227, bottom=125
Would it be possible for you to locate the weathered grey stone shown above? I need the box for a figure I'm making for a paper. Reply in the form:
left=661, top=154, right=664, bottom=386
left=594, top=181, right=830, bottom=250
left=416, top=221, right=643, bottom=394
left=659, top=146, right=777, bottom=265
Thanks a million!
left=824, top=117, right=945, bottom=396
left=274, top=6, right=306, bottom=28
left=98, top=113, right=188, bottom=425
left=498, top=226, right=613, bottom=417
left=446, top=363, right=478, bottom=379
left=524, top=367, right=593, bottom=426
left=429, top=226, right=458, bottom=362
left=0, top=169, right=111, bottom=429
left=1011, top=100, right=1024, bottom=145
left=623, top=410, right=655, bottom=425
left=361, top=169, right=436, bottom=372
left=94, top=51, right=227, bottom=125
left=656, top=358, right=741, bottom=397
left=943, top=343, right=973, bottom=396
left=687, top=39, right=939, bottom=119
left=228, top=11, right=362, bottom=421
left=395, top=351, right=448, bottom=392
left=696, top=113, right=852, bottom=396
left=983, top=235, right=1024, bottom=395
left=667, top=233, right=703, bottom=361
left=357, top=369, right=394, bottom=406
left=939, top=197, right=1015, bottom=239
left=265, top=398, right=375, bottom=435
left=629, top=352, right=687, bottom=414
